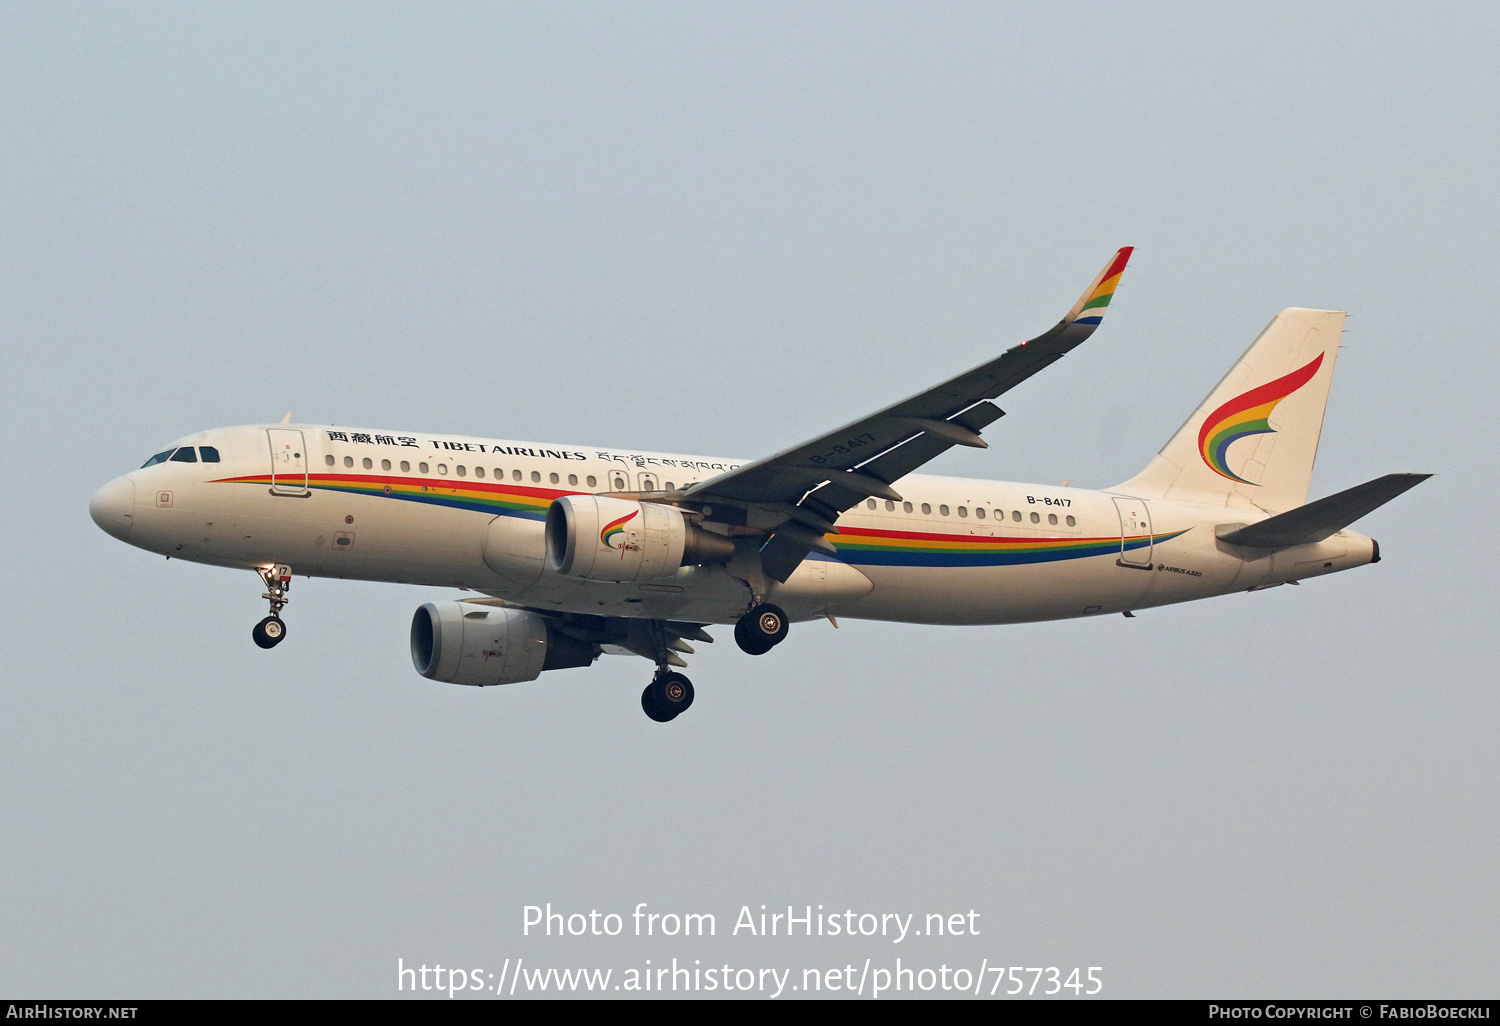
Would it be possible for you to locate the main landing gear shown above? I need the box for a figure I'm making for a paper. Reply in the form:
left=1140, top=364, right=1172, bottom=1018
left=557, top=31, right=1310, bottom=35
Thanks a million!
left=734, top=603, right=788, bottom=656
left=252, top=564, right=292, bottom=649
left=630, top=609, right=785, bottom=721
left=641, top=670, right=695, bottom=723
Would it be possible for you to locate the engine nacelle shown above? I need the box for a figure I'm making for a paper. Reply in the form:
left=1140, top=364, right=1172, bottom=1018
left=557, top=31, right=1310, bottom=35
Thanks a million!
left=410, top=602, right=597, bottom=686
left=545, top=495, right=735, bottom=583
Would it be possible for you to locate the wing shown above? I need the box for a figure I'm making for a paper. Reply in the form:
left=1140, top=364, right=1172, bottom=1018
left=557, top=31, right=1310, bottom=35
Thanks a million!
left=469, top=601, right=714, bottom=669
left=681, top=247, right=1134, bottom=581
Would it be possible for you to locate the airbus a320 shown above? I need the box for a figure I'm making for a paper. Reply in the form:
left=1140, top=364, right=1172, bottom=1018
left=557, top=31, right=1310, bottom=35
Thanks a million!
left=89, top=249, right=1427, bottom=721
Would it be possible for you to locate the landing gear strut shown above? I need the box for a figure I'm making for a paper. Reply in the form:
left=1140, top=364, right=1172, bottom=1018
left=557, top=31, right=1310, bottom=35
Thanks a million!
left=734, top=603, right=788, bottom=655
left=641, top=670, right=695, bottom=722
left=253, top=564, right=292, bottom=649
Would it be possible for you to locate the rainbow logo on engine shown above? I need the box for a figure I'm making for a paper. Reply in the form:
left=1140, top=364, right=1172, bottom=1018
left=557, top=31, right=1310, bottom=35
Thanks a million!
left=600, top=510, right=638, bottom=549
left=1197, top=353, right=1324, bottom=484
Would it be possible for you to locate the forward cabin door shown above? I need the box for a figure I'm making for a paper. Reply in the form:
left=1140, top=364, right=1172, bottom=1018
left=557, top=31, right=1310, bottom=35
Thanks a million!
left=267, top=428, right=310, bottom=496
left=1113, top=496, right=1153, bottom=568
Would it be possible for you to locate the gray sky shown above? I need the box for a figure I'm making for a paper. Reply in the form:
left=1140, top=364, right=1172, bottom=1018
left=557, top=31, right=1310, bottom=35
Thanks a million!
left=1, top=1, right=1493, bottom=998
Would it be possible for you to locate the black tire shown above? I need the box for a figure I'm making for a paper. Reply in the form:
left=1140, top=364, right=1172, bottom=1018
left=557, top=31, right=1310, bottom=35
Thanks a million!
left=641, top=683, right=677, bottom=722
left=733, top=619, right=773, bottom=655
left=734, top=603, right=788, bottom=654
left=252, top=616, right=286, bottom=649
left=655, top=672, right=695, bottom=712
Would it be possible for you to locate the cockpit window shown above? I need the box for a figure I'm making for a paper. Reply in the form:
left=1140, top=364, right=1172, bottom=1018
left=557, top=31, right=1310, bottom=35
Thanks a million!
left=199, top=446, right=221, bottom=463
left=169, top=447, right=198, bottom=463
left=141, top=449, right=174, bottom=468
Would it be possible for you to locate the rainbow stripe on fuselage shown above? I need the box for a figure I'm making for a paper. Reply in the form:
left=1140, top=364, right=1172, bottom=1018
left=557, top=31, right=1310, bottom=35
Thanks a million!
left=827, top=525, right=1186, bottom=568
left=1197, top=353, right=1324, bottom=484
left=218, top=472, right=561, bottom=519
left=216, top=474, right=1187, bottom=570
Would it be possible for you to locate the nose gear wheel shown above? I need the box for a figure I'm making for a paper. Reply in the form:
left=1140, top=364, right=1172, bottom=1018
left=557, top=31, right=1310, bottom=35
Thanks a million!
left=253, top=616, right=286, bottom=649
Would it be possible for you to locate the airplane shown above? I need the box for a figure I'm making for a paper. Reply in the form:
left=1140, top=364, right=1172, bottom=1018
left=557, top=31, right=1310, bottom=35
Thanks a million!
left=89, top=248, right=1428, bottom=721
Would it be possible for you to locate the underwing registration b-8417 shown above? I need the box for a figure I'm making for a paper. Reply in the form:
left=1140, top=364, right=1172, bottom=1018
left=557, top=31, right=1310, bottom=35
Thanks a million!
left=90, top=249, right=1427, bottom=721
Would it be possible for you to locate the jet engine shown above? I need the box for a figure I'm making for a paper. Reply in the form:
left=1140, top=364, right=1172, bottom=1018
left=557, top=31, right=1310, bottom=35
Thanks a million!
left=545, top=495, right=735, bottom=583
left=410, top=602, right=598, bottom=686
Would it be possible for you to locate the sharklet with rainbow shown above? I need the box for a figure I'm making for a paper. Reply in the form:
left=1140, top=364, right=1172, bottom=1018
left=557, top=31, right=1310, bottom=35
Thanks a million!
left=1069, top=246, right=1133, bottom=327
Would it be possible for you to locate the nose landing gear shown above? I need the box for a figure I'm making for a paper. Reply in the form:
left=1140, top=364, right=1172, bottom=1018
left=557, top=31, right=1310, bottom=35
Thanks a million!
left=734, top=603, right=788, bottom=655
left=253, top=564, right=292, bottom=649
left=252, top=616, right=286, bottom=649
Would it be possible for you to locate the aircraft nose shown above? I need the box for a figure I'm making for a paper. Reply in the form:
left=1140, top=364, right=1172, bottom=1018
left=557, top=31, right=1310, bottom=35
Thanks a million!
left=90, top=475, right=136, bottom=541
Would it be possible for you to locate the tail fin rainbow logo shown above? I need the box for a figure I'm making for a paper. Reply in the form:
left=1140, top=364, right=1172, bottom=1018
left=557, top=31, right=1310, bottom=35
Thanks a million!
left=600, top=510, right=638, bottom=549
left=1197, top=353, right=1324, bottom=484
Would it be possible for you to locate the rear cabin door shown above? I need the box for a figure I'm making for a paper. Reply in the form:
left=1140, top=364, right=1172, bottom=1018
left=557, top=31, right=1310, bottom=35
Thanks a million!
left=1113, top=496, right=1153, bottom=568
left=267, top=428, right=310, bottom=496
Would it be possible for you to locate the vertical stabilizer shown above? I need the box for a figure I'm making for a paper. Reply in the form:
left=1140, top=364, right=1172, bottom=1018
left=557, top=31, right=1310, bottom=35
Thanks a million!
left=1114, top=308, right=1345, bottom=513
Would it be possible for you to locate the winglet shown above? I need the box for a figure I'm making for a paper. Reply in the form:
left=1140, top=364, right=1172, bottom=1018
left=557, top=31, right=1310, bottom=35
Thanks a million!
left=1063, top=246, right=1133, bottom=327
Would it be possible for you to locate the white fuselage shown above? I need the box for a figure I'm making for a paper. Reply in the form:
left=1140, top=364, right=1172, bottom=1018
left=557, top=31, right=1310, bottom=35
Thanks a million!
left=90, top=423, right=1377, bottom=627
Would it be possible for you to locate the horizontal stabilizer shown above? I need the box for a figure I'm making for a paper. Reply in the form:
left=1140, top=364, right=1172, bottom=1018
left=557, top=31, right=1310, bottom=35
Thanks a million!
left=1216, top=473, right=1430, bottom=548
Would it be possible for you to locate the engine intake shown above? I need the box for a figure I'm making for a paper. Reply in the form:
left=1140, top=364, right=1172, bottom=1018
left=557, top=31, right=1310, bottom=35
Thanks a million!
left=545, top=495, right=735, bottom=583
left=410, top=602, right=598, bottom=686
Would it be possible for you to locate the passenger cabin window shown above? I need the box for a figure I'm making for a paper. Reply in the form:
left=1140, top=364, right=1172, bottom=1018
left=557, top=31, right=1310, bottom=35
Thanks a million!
left=343, top=456, right=354, bottom=468
left=1030, top=511, right=1040, bottom=524
left=1048, top=513, right=1058, bottom=525
left=1012, top=510, right=1022, bottom=522
left=662, top=480, right=671, bottom=490
left=437, top=464, right=448, bottom=476
left=550, top=473, right=560, bottom=484
left=363, top=458, right=373, bottom=470
left=141, top=450, right=174, bottom=468
left=199, top=446, right=220, bottom=463
left=903, top=501, right=913, bottom=513
left=534, top=472, right=543, bottom=483
left=324, top=455, right=335, bottom=466
left=1066, top=515, right=1076, bottom=527
left=939, top=504, right=950, bottom=516
left=884, top=500, right=895, bottom=511
left=382, top=459, right=392, bottom=471
left=512, top=470, right=522, bottom=481
left=586, top=475, right=597, bottom=488
left=456, top=465, right=467, bottom=477
left=170, top=447, right=197, bottom=463
left=419, top=462, right=430, bottom=474
left=569, top=474, right=578, bottom=486
left=612, top=476, right=624, bottom=489
left=474, top=466, right=484, bottom=478
left=975, top=507, right=986, bottom=519
left=866, top=499, right=877, bottom=510
left=957, top=506, right=967, bottom=518
left=400, top=461, right=410, bottom=472
left=921, top=503, right=931, bottom=514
